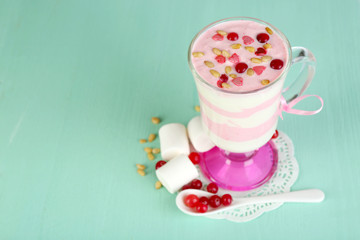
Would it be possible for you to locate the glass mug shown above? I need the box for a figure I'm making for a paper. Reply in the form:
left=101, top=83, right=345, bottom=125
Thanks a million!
left=188, top=17, right=321, bottom=191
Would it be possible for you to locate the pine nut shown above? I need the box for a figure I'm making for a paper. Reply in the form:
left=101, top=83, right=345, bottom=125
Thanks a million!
left=265, top=27, right=273, bottom=35
left=261, top=79, right=270, bottom=85
left=147, top=153, right=155, bottom=161
left=212, top=48, right=222, bottom=55
left=263, top=43, right=272, bottom=49
left=221, top=83, right=231, bottom=89
left=155, top=181, right=162, bottom=189
left=152, top=148, right=160, bottom=154
left=217, top=30, right=227, bottom=36
left=229, top=74, right=237, bottom=78
left=204, top=61, right=214, bottom=68
left=144, top=147, right=152, bottom=153
left=231, top=44, right=242, bottom=49
left=148, top=133, right=156, bottom=142
left=136, top=164, right=146, bottom=170
left=225, top=66, right=231, bottom=74
left=245, top=46, right=255, bottom=53
left=137, top=169, right=145, bottom=176
left=251, top=58, right=262, bottom=64
left=222, top=50, right=230, bottom=58
left=151, top=117, right=160, bottom=124
left=139, top=139, right=147, bottom=144
left=261, top=56, right=272, bottom=62
left=247, top=68, right=254, bottom=76
left=210, top=69, right=220, bottom=78
left=192, top=52, right=204, bottom=57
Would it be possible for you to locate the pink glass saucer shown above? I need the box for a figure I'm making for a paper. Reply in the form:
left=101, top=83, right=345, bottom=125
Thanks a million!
left=198, top=141, right=278, bottom=191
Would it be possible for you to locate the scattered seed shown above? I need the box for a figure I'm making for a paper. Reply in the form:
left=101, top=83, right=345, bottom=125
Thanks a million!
left=144, top=147, right=152, bottom=153
left=231, top=43, right=242, bottom=49
left=261, top=56, right=272, bottom=62
left=251, top=58, right=262, bottom=64
left=263, top=43, right=272, bottom=49
left=217, top=30, right=227, bottom=36
left=229, top=74, right=237, bottom=78
left=222, top=50, right=230, bottom=58
left=151, top=117, right=160, bottom=124
left=192, top=52, right=204, bottom=57
left=247, top=68, right=254, bottom=76
left=221, top=83, right=231, bottom=89
left=261, top=79, right=270, bottom=85
left=152, top=148, right=160, bottom=154
left=245, top=46, right=255, bottom=53
left=265, top=27, right=273, bottom=35
left=194, top=105, right=200, bottom=112
left=225, top=66, right=232, bottom=74
left=210, top=69, right=220, bottom=78
left=212, top=48, right=222, bottom=55
left=155, top=181, right=162, bottom=189
left=204, top=61, right=214, bottom=68
left=148, top=133, right=156, bottom=142
left=136, top=164, right=146, bottom=170
left=147, top=153, right=155, bottom=161
left=137, top=169, right=145, bottom=176
left=139, top=139, right=147, bottom=144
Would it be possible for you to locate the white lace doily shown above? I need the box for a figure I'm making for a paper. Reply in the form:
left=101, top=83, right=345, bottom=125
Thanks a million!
left=196, top=131, right=299, bottom=222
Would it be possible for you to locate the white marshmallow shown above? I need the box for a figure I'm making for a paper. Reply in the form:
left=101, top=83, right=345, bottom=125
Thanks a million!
left=156, top=154, right=199, bottom=194
left=187, top=116, right=215, bottom=152
left=159, top=123, right=190, bottom=161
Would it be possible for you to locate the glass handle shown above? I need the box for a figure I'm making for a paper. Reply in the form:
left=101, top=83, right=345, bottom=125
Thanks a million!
left=282, top=46, right=316, bottom=103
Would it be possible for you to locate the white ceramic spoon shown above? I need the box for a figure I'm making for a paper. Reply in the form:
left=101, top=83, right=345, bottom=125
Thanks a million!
left=176, top=189, right=325, bottom=216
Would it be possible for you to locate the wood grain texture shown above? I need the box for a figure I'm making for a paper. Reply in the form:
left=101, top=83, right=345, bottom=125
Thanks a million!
left=0, top=0, right=359, bottom=239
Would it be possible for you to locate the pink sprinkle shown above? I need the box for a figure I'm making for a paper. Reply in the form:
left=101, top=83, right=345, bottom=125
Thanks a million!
left=215, top=55, right=226, bottom=64
left=228, top=53, right=240, bottom=64
left=253, top=66, right=266, bottom=75
left=212, top=34, right=224, bottom=41
left=242, top=36, right=254, bottom=45
left=231, top=77, right=243, bottom=86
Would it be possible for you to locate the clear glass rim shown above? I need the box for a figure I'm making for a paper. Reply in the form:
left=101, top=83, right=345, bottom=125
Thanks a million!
left=188, top=16, right=292, bottom=95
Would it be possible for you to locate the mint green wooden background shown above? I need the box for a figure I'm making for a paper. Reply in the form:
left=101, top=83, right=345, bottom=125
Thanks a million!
left=0, top=0, right=359, bottom=239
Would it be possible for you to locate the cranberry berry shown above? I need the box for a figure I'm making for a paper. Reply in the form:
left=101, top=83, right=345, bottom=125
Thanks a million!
left=255, top=47, right=267, bottom=56
left=272, top=130, right=279, bottom=139
left=219, top=74, right=229, bottom=82
left=207, top=182, right=219, bottom=194
left=221, top=194, right=233, bottom=206
left=227, top=32, right=239, bottom=41
left=209, top=195, right=222, bottom=208
left=199, top=196, right=209, bottom=205
left=184, top=194, right=199, bottom=208
left=190, top=179, right=203, bottom=189
left=256, top=33, right=270, bottom=43
left=195, top=202, right=208, bottom=213
left=217, top=80, right=224, bottom=88
left=188, top=152, right=200, bottom=165
left=181, top=183, right=192, bottom=191
left=155, top=160, right=166, bottom=170
left=270, top=59, right=284, bottom=70
left=235, top=62, right=248, bottom=73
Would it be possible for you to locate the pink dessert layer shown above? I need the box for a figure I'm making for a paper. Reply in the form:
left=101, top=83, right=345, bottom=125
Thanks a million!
left=191, top=20, right=288, bottom=92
